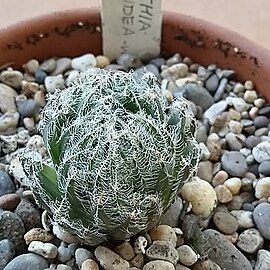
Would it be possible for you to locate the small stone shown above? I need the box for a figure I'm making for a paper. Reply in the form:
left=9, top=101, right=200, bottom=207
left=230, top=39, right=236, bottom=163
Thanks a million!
left=131, top=253, right=144, bottom=269
left=81, top=259, right=99, bottom=270
left=23, top=117, right=35, bottom=131
left=243, top=90, right=257, bottom=103
left=44, top=75, right=65, bottom=93
left=24, top=228, right=54, bottom=245
left=245, top=135, right=261, bottom=149
left=94, top=246, right=129, bottom=270
left=223, top=177, right=241, bottom=195
left=236, top=228, right=264, bottom=254
left=114, top=241, right=135, bottom=261
left=230, top=210, right=254, bottom=229
left=0, top=170, right=15, bottom=196
left=56, top=265, right=72, bottom=270
left=254, top=249, right=270, bottom=270
left=34, top=90, right=46, bottom=107
left=226, top=195, right=243, bottom=211
left=196, top=122, right=208, bottom=143
left=258, top=105, right=270, bottom=116
left=207, top=141, right=222, bottom=161
left=192, top=259, right=222, bottom=270
left=177, top=245, right=197, bottom=266
left=0, top=193, right=20, bottom=210
left=212, top=170, right=228, bottom=187
left=23, top=59, right=39, bottom=74
left=203, top=101, right=228, bottom=125
left=28, top=241, right=57, bottom=259
left=244, top=80, right=254, bottom=90
left=159, top=196, right=183, bottom=227
left=35, top=69, right=47, bottom=84
left=253, top=202, right=270, bottom=240
left=254, top=116, right=269, bottom=128
left=95, top=55, right=110, bottom=68
left=252, top=141, right=270, bottom=163
left=233, top=82, right=245, bottom=94
left=197, top=161, right=213, bottom=182
left=58, top=244, right=73, bottom=263
left=149, top=57, right=166, bottom=68
left=214, top=78, right=228, bottom=101
left=71, top=53, right=97, bottom=71
left=249, top=106, right=259, bottom=119
left=0, top=239, right=15, bottom=269
left=199, top=143, right=210, bottom=160
left=213, top=212, right=238, bottom=234
left=51, top=58, right=71, bottom=75
left=149, top=225, right=177, bottom=247
left=3, top=253, right=49, bottom=270
left=146, top=240, right=179, bottom=265
left=255, top=127, right=268, bottom=137
left=180, top=177, right=217, bottom=218
left=116, top=53, right=142, bottom=69
left=66, top=70, right=79, bottom=86
left=166, top=53, right=182, bottom=66
left=161, top=63, right=189, bottom=80
left=53, top=225, right=80, bottom=244
left=18, top=99, right=40, bottom=117
left=0, top=211, right=25, bottom=248
left=143, top=260, right=174, bottom=270
left=75, top=248, right=94, bottom=268
left=0, top=83, right=18, bottom=113
left=215, top=185, right=233, bottom=203
left=258, top=161, right=270, bottom=176
left=226, top=97, right=250, bottom=112
left=0, top=70, right=23, bottom=89
left=40, top=58, right=57, bottom=73
left=225, top=133, right=244, bottom=151
left=221, top=151, right=248, bottom=177
left=203, top=229, right=252, bottom=270
left=15, top=198, right=41, bottom=231
left=21, top=81, right=40, bottom=97
left=205, top=74, right=219, bottom=94
left=255, top=177, right=270, bottom=199
left=228, top=120, right=242, bottom=134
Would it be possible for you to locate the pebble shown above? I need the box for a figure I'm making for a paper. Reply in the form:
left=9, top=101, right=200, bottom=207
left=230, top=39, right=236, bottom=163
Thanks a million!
left=34, top=90, right=46, bottom=107
left=203, top=229, right=252, bottom=270
left=34, top=69, right=47, bottom=84
left=66, top=70, right=79, bottom=86
left=254, top=249, right=270, bottom=270
left=203, top=101, right=228, bottom=125
left=39, top=58, right=57, bottom=73
left=75, top=248, right=94, bottom=268
left=0, top=193, right=20, bottom=210
left=177, top=245, right=197, bottom=266
left=243, top=90, right=257, bottom=103
left=233, top=82, right=245, bottom=94
left=166, top=53, right=182, bottom=66
left=254, top=127, right=268, bottom=137
left=58, top=244, right=73, bottom=263
left=244, top=80, right=254, bottom=90
left=228, top=120, right=242, bottom=134
left=159, top=196, right=183, bottom=227
left=225, top=133, right=244, bottom=151
left=230, top=210, right=254, bottom=229
left=130, top=253, right=144, bottom=269
left=255, top=177, right=270, bottom=198
left=180, top=177, right=217, bottom=218
left=226, top=96, right=250, bottom=112
left=14, top=198, right=41, bottom=231
left=161, top=63, right=189, bottom=80
left=205, top=74, right=219, bottom=94
left=28, top=241, right=58, bottom=259
left=149, top=225, right=177, bottom=247
left=23, top=59, right=39, bottom=74
left=258, top=161, right=270, bottom=176
left=44, top=75, right=65, bottom=93
left=192, top=259, right=222, bottom=270
left=213, top=212, right=238, bottom=234
left=17, top=99, right=40, bottom=117
left=0, top=239, right=15, bottom=269
left=81, top=259, right=99, bottom=270
left=146, top=240, right=179, bottom=265
left=53, top=225, right=80, bottom=244
left=0, top=83, right=18, bottom=113
left=253, top=115, right=269, bottom=128
left=245, top=135, right=261, bottom=149
left=51, top=58, right=71, bottom=75
left=94, top=246, right=129, bottom=270
left=258, top=105, right=270, bottom=116
left=0, top=70, right=23, bottom=89
left=21, top=80, right=40, bottom=97
left=24, top=228, right=54, bottom=245
left=252, top=141, right=270, bottom=163
left=23, top=117, right=35, bottom=131
left=197, top=161, right=213, bottom=182
left=212, top=170, right=228, bottom=187
left=223, top=177, right=241, bottom=195
left=71, top=53, right=97, bottom=71
left=226, top=195, right=243, bottom=211
left=143, top=260, right=174, bottom=270
left=221, top=151, right=248, bottom=177
left=3, top=253, right=49, bottom=270
left=149, top=57, right=166, bottom=68
left=116, top=53, right=142, bottom=69
left=236, top=228, right=264, bottom=254
left=114, top=241, right=135, bottom=261
left=56, top=265, right=72, bottom=270
left=215, top=185, right=233, bottom=203
left=0, top=170, right=15, bottom=196
left=253, top=202, right=270, bottom=240
left=214, top=78, right=228, bottom=101
left=199, top=142, right=211, bottom=160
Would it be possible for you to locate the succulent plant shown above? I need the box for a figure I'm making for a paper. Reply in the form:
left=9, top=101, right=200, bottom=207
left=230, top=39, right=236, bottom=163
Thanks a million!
left=20, top=68, right=199, bottom=245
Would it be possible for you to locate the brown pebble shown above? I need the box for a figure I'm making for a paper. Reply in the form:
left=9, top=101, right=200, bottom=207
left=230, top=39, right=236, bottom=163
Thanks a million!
left=212, top=171, right=228, bottom=187
left=0, top=193, right=21, bottom=210
left=95, top=55, right=110, bottom=68
left=192, top=259, right=221, bottom=270
left=81, top=259, right=99, bottom=270
left=24, top=228, right=54, bottom=245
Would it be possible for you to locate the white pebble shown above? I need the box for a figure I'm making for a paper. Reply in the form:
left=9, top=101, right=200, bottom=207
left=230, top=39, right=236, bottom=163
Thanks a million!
left=28, top=240, right=57, bottom=259
left=255, top=177, right=270, bottom=199
left=71, top=53, right=97, bottom=71
left=230, top=210, right=255, bottom=229
left=177, top=245, right=198, bottom=266
left=223, top=177, right=241, bottom=195
left=252, top=141, right=270, bottom=163
left=45, top=74, right=65, bottom=93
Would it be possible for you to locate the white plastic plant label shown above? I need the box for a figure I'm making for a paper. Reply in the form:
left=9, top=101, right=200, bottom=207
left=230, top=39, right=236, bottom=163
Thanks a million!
left=101, top=0, right=162, bottom=61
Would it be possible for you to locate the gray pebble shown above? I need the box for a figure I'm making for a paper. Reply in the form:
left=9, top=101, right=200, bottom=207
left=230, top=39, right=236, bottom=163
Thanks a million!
left=144, top=64, right=160, bottom=78
left=254, top=249, right=270, bottom=270
left=149, top=57, right=165, bottom=68
left=57, top=265, right=72, bottom=270
left=28, top=241, right=58, bottom=259
left=245, top=135, right=261, bottom=149
left=23, top=59, right=39, bottom=74
left=58, top=244, right=73, bottom=263
left=203, top=101, right=228, bottom=125
left=237, top=228, right=264, bottom=254
left=44, top=75, right=65, bottom=93
left=214, top=78, right=227, bottom=101
left=197, top=161, right=213, bottom=182
left=254, top=127, right=268, bottom=137
left=203, top=229, right=252, bottom=270
left=3, top=253, right=48, bottom=270
left=117, top=53, right=142, bottom=69
left=75, top=248, right=94, bottom=268
left=258, top=106, right=270, bottom=117
left=196, top=122, right=208, bottom=143
left=35, top=69, right=47, bottom=84
left=205, top=74, right=219, bottom=94
left=0, top=70, right=23, bottom=89
left=197, top=66, right=212, bottom=81
left=71, top=53, right=97, bottom=71
left=17, top=99, right=40, bottom=117
left=225, top=133, right=244, bottom=151
left=146, top=240, right=179, bottom=265
left=258, top=161, right=270, bottom=176
left=159, top=196, right=183, bottom=227
left=253, top=202, right=270, bottom=240
left=166, top=53, right=182, bottom=66
left=217, top=69, right=235, bottom=79
left=230, top=210, right=254, bottom=229
left=143, top=260, right=175, bottom=270
left=184, top=84, right=214, bottom=112
left=51, top=58, right=71, bottom=75
left=213, top=212, right=238, bottom=235
left=226, top=97, right=250, bottom=112
left=253, top=116, right=269, bottom=128
left=252, top=141, right=270, bottom=163
left=0, top=239, right=15, bottom=269
left=0, top=83, right=18, bottom=113
left=39, top=58, right=57, bottom=73
left=0, top=170, right=15, bottom=196
left=14, top=198, right=41, bottom=231
left=221, top=151, right=248, bottom=177
left=242, top=203, right=255, bottom=211
left=177, top=245, right=197, bottom=266
left=0, top=211, right=25, bottom=249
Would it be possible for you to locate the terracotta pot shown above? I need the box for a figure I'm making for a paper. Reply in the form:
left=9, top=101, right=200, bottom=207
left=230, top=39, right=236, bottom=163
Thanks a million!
left=0, top=8, right=270, bottom=100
